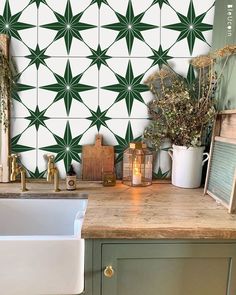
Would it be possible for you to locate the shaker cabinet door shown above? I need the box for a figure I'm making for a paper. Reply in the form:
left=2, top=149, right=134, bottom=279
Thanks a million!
left=101, top=243, right=236, bottom=295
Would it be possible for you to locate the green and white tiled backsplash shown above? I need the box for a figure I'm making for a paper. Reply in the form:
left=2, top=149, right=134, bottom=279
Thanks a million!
left=0, top=0, right=215, bottom=179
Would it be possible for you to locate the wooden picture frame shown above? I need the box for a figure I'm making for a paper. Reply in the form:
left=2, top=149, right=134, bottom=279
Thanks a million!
left=0, top=34, right=10, bottom=182
left=204, top=109, right=236, bottom=213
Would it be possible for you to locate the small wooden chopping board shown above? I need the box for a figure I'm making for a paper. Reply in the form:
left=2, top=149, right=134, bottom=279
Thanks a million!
left=82, top=135, right=115, bottom=181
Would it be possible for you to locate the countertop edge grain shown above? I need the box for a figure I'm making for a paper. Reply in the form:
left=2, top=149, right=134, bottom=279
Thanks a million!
left=81, top=227, right=236, bottom=240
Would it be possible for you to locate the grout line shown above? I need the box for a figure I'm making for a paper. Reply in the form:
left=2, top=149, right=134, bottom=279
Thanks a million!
left=160, top=5, right=162, bottom=44
left=11, top=116, right=149, bottom=121
left=11, top=55, right=197, bottom=59
left=98, top=3, right=101, bottom=107
left=36, top=4, right=39, bottom=168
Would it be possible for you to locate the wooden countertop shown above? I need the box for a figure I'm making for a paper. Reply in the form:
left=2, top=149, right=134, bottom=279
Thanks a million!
left=81, top=183, right=236, bottom=240
left=0, top=181, right=236, bottom=239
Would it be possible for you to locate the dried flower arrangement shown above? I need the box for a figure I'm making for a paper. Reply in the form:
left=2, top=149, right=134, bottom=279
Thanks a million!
left=0, top=45, right=13, bottom=132
left=143, top=45, right=236, bottom=149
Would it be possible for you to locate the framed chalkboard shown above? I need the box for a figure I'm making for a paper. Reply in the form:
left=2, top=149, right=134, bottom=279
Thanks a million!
left=204, top=110, right=236, bottom=213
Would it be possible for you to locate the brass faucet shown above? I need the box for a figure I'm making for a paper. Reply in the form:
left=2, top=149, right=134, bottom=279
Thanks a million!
left=9, top=154, right=28, bottom=192
left=45, top=155, right=60, bottom=192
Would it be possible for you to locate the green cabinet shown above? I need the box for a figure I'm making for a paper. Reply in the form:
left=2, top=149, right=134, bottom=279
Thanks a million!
left=84, top=240, right=236, bottom=295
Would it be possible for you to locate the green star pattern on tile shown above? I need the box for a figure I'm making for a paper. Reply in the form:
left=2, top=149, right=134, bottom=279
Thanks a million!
left=153, top=167, right=170, bottom=179
left=86, top=106, right=111, bottom=131
left=25, top=45, right=49, bottom=69
left=40, top=122, right=82, bottom=170
left=164, top=0, right=213, bottom=54
left=12, top=83, right=35, bottom=103
left=11, top=134, right=34, bottom=153
left=0, top=0, right=35, bottom=40
left=103, top=61, right=148, bottom=115
left=186, top=64, right=196, bottom=85
left=90, top=0, right=108, bottom=8
left=41, top=0, right=96, bottom=53
left=27, top=167, right=46, bottom=179
left=29, top=0, right=47, bottom=8
left=87, top=45, right=111, bottom=70
left=149, top=45, right=173, bottom=68
left=102, top=0, right=158, bottom=54
left=114, top=121, right=142, bottom=163
left=25, top=106, right=49, bottom=131
left=41, top=60, right=95, bottom=115
left=152, top=0, right=170, bottom=8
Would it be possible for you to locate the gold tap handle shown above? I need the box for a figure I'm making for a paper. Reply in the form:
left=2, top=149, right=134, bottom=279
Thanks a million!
left=20, top=168, right=28, bottom=192
left=9, top=154, right=19, bottom=181
left=104, top=266, right=114, bottom=278
left=9, top=153, right=19, bottom=163
left=44, top=154, right=55, bottom=160
left=45, top=154, right=56, bottom=168
left=9, top=153, right=19, bottom=158
left=54, top=167, right=60, bottom=192
left=9, top=154, right=20, bottom=168
left=9, top=154, right=28, bottom=191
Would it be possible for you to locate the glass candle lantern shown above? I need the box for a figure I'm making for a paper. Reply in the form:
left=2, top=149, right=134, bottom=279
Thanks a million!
left=123, top=142, right=153, bottom=187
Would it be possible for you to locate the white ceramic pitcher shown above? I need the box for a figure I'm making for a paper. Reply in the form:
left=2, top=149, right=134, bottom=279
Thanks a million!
left=168, top=145, right=209, bottom=188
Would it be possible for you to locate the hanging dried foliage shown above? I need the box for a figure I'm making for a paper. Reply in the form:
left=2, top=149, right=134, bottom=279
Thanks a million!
left=0, top=46, right=12, bottom=132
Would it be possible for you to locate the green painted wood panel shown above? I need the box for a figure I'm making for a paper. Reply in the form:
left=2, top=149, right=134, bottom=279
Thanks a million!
left=101, top=243, right=236, bottom=295
left=212, top=0, right=236, bottom=110
left=208, top=141, right=236, bottom=204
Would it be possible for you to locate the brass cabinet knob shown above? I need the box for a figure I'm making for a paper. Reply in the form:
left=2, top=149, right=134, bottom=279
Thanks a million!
left=104, top=265, right=114, bottom=278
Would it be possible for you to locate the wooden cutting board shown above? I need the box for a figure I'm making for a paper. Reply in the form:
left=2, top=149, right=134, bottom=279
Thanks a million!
left=82, top=135, right=114, bottom=181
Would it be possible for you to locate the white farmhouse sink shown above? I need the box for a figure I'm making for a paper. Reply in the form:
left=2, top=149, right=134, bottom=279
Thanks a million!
left=0, top=198, right=87, bottom=295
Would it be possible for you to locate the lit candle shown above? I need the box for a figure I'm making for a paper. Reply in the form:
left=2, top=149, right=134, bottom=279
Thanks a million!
left=133, top=172, right=141, bottom=185
left=133, top=159, right=142, bottom=185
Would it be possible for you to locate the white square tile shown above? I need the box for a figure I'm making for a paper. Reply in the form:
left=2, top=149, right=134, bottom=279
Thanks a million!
left=38, top=118, right=90, bottom=178
left=38, top=58, right=98, bottom=115
left=39, top=1, right=98, bottom=56
left=12, top=89, right=37, bottom=117
left=10, top=118, right=37, bottom=173
left=100, top=58, right=152, bottom=117
left=161, top=1, right=214, bottom=57
left=100, top=0, right=160, bottom=56
left=2, top=2, right=37, bottom=56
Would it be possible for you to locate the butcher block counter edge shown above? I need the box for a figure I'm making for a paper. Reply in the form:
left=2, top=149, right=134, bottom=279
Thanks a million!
left=0, top=181, right=235, bottom=239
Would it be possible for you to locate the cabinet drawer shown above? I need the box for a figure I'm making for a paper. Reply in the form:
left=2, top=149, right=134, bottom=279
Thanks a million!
left=101, top=243, right=236, bottom=295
